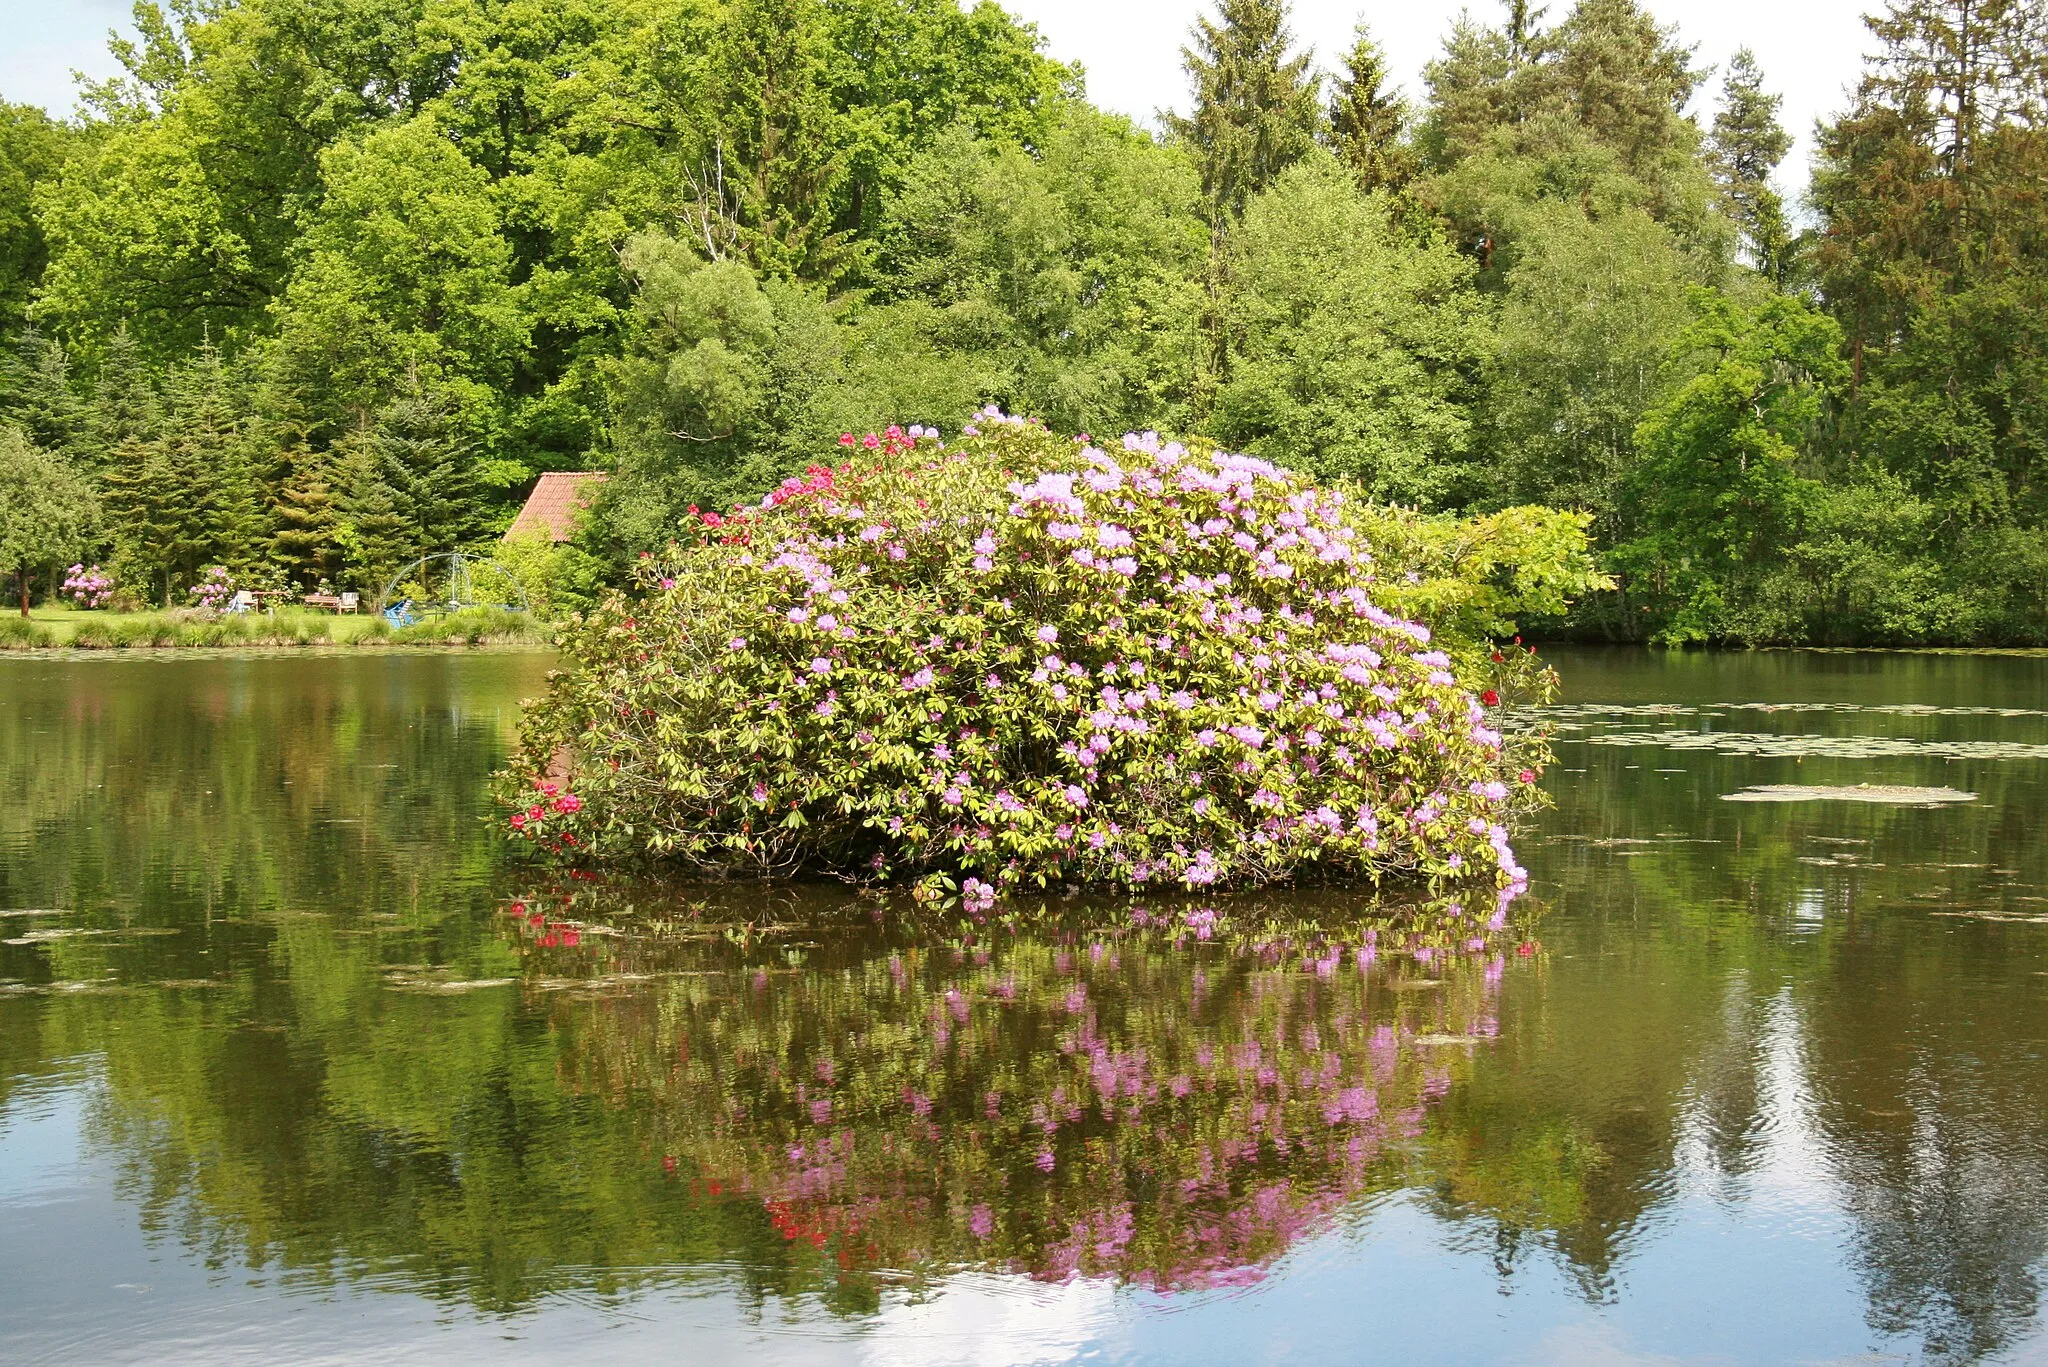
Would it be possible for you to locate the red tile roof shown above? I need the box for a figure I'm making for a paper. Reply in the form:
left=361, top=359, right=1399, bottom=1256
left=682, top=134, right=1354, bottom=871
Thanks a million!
left=506, top=471, right=607, bottom=543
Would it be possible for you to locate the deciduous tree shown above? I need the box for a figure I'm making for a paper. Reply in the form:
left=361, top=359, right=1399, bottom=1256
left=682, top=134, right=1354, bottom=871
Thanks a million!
left=0, top=425, right=100, bottom=615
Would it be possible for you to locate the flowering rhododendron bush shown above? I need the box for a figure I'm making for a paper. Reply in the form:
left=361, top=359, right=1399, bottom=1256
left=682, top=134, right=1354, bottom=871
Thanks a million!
left=506, top=415, right=1551, bottom=890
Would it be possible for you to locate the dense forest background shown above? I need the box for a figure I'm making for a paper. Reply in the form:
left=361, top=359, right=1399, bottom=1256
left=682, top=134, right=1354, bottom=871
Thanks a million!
left=0, top=0, right=2043, bottom=644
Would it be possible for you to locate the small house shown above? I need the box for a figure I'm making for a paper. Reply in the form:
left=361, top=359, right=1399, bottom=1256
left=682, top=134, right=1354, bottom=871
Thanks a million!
left=505, top=471, right=607, bottom=543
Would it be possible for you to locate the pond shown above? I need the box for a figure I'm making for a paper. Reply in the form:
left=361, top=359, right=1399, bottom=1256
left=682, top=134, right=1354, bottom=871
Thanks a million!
left=2, top=647, right=2046, bottom=1365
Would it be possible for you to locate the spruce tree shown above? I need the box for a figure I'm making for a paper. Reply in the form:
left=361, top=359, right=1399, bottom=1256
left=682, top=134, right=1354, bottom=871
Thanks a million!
left=1710, top=49, right=1794, bottom=283
left=270, top=435, right=343, bottom=586
left=375, top=372, right=479, bottom=557
left=1166, top=0, right=1323, bottom=228
left=1533, top=0, right=1706, bottom=185
left=1326, top=24, right=1414, bottom=194
left=101, top=434, right=183, bottom=606
left=1419, top=17, right=1519, bottom=170
left=156, top=338, right=262, bottom=591
left=99, top=340, right=277, bottom=604
left=85, top=325, right=159, bottom=477
left=334, top=417, right=412, bottom=596
left=1423, top=0, right=1716, bottom=245
left=1505, top=0, right=1549, bottom=64
left=0, top=329, right=87, bottom=459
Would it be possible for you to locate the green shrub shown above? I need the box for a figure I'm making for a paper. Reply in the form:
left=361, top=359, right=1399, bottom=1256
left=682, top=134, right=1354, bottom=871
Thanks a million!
left=59, top=612, right=344, bottom=649
left=490, top=532, right=607, bottom=619
left=1345, top=502, right=1611, bottom=658
left=67, top=618, right=123, bottom=648
left=381, top=607, right=549, bottom=646
left=0, top=617, right=55, bottom=649
left=506, top=417, right=1572, bottom=894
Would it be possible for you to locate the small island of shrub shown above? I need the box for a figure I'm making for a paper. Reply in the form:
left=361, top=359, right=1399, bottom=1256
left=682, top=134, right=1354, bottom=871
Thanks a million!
left=505, top=416, right=1593, bottom=894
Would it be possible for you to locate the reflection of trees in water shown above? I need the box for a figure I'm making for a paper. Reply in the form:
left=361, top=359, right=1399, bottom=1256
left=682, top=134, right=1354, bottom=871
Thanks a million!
left=1798, top=914, right=2048, bottom=1365
left=1508, top=702, right=2048, bottom=1362
left=0, top=655, right=541, bottom=928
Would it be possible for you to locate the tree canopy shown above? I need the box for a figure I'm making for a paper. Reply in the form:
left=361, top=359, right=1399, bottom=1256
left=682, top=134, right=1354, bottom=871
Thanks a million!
left=0, top=0, right=2044, bottom=644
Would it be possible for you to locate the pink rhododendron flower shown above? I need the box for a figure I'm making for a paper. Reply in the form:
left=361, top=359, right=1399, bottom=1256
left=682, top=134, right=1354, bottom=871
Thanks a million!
left=510, top=413, right=1542, bottom=893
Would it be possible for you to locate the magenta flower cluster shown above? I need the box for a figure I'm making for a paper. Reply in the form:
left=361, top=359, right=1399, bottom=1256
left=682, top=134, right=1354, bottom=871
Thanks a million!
left=190, top=565, right=237, bottom=611
left=62, top=563, right=113, bottom=609
left=509, top=414, right=1538, bottom=891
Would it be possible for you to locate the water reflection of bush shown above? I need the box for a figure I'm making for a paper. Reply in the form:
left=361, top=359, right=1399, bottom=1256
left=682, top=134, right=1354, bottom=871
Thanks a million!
left=25, top=853, right=2048, bottom=1361
left=35, top=879, right=1533, bottom=1317
left=524, top=882, right=1530, bottom=1296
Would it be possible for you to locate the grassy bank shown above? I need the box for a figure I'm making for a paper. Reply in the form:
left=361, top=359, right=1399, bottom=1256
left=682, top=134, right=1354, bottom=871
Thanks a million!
left=0, top=606, right=552, bottom=650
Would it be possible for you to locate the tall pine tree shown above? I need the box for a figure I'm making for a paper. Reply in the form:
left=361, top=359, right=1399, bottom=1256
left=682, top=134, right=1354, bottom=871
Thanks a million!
left=1710, top=49, right=1794, bottom=284
left=1419, top=14, right=1520, bottom=173
left=1420, top=0, right=1719, bottom=256
left=1506, top=1, right=1549, bottom=63
left=334, top=417, right=410, bottom=596
left=1166, top=0, right=1323, bottom=230
left=0, top=328, right=87, bottom=459
left=1326, top=24, right=1414, bottom=195
left=101, top=433, right=183, bottom=606
left=1814, top=0, right=2048, bottom=350
left=84, top=325, right=159, bottom=477
left=1532, top=0, right=1706, bottom=192
left=375, top=370, right=480, bottom=557
left=158, top=338, right=263, bottom=591
left=270, top=434, right=343, bottom=587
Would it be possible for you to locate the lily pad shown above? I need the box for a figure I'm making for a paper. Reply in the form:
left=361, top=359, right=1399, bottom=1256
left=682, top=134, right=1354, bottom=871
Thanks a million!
left=1590, top=731, right=2048, bottom=761
left=1720, top=784, right=1977, bottom=806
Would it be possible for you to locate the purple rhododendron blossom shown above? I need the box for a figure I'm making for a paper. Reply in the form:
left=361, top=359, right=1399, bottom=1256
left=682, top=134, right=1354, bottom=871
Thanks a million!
left=511, top=412, right=1545, bottom=895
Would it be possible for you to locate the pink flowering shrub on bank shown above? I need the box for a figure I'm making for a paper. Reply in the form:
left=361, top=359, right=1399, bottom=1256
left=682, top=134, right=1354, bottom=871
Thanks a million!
left=505, top=415, right=1564, bottom=891
left=63, top=564, right=114, bottom=609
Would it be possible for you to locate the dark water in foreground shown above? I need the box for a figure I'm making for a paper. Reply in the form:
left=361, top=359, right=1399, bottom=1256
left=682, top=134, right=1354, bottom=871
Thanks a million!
left=2, top=648, right=2046, bottom=1366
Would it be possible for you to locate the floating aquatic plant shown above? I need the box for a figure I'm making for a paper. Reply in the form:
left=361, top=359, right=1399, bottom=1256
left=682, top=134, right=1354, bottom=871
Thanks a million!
left=1721, top=784, right=1978, bottom=806
left=1578, top=731, right=2048, bottom=762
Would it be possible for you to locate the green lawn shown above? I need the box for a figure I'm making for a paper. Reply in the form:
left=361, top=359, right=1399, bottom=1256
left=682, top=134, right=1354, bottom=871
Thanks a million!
left=20, top=604, right=387, bottom=643
left=3, top=604, right=550, bottom=649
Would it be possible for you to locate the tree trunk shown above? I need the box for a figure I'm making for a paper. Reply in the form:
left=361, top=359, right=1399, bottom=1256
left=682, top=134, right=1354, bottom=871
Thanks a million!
left=17, top=569, right=29, bottom=619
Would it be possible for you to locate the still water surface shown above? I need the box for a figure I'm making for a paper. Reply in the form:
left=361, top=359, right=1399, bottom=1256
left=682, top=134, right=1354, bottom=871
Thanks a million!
left=1, top=648, right=2045, bottom=1365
